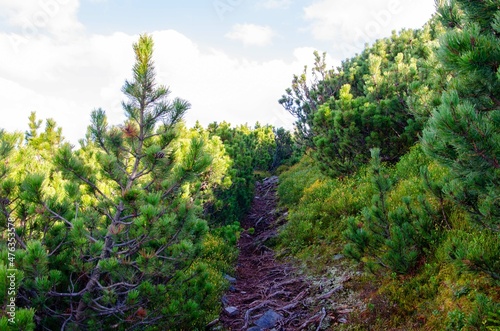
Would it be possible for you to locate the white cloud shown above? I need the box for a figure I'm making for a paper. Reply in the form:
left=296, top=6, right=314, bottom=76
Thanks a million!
left=0, top=0, right=83, bottom=40
left=0, top=30, right=136, bottom=142
left=3, top=1, right=359, bottom=144
left=1, top=28, right=311, bottom=144
left=225, top=23, right=276, bottom=47
left=304, top=0, right=436, bottom=59
left=257, top=0, right=292, bottom=9
left=113, top=29, right=303, bottom=131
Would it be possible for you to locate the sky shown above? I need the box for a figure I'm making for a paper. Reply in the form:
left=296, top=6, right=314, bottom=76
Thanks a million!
left=0, top=0, right=436, bottom=143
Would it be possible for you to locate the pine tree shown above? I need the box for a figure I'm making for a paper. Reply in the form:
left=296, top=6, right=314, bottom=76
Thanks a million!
left=279, top=51, right=337, bottom=148
left=271, top=127, right=295, bottom=169
left=251, top=123, right=276, bottom=171
left=206, top=122, right=257, bottom=224
left=282, top=25, right=442, bottom=177
left=15, top=34, right=223, bottom=329
left=343, top=148, right=446, bottom=274
left=422, top=0, right=500, bottom=231
left=0, top=129, right=38, bottom=330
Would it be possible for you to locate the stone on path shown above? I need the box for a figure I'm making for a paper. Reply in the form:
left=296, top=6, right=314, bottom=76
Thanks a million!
left=224, top=274, right=237, bottom=283
left=221, top=295, right=229, bottom=307
left=254, top=309, right=283, bottom=328
left=225, top=306, right=239, bottom=317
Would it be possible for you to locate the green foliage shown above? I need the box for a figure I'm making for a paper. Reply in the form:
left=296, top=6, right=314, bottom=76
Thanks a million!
left=0, top=258, right=34, bottom=330
left=278, top=143, right=499, bottom=329
left=487, top=309, right=500, bottom=330
left=382, top=262, right=441, bottom=315
left=206, top=122, right=256, bottom=224
left=276, top=3, right=500, bottom=328
left=446, top=309, right=466, bottom=330
left=315, top=27, right=442, bottom=177
left=3, top=2, right=500, bottom=329
left=0, top=33, right=293, bottom=329
left=422, top=0, right=500, bottom=231
left=271, top=127, right=297, bottom=169
left=343, top=148, right=448, bottom=274
left=444, top=294, right=500, bottom=331
left=25, top=112, right=63, bottom=151
left=277, top=154, right=372, bottom=256
left=277, top=155, right=324, bottom=206
left=206, top=122, right=295, bottom=225
left=282, top=23, right=445, bottom=177
left=0, top=309, right=35, bottom=331
left=279, top=51, right=334, bottom=148
left=0, top=35, right=245, bottom=330
left=0, top=129, right=19, bottom=229
left=251, top=122, right=277, bottom=171
left=443, top=230, right=500, bottom=281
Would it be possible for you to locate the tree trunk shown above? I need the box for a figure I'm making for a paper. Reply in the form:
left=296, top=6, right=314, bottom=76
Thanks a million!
left=74, top=203, right=123, bottom=322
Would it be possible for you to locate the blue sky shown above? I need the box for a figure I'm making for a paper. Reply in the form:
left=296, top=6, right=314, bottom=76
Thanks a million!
left=77, top=0, right=310, bottom=60
left=0, top=0, right=436, bottom=143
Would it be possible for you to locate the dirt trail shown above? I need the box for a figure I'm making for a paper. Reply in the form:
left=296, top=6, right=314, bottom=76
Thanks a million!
left=218, top=176, right=353, bottom=331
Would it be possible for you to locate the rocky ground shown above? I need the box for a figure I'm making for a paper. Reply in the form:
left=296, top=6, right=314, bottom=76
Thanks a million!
left=214, top=176, right=363, bottom=331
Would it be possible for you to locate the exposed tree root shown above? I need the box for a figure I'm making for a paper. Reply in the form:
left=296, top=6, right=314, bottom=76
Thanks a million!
left=218, top=176, right=355, bottom=330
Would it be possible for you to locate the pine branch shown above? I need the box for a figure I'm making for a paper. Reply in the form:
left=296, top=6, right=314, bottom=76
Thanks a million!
left=74, top=202, right=124, bottom=321
left=43, top=202, right=97, bottom=243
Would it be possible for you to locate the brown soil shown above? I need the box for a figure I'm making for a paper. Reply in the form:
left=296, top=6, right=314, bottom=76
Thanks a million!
left=217, top=177, right=355, bottom=331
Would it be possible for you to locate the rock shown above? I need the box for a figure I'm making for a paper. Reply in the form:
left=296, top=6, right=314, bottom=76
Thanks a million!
left=229, top=286, right=237, bottom=292
left=247, top=327, right=263, bottom=331
left=333, top=254, right=344, bottom=260
left=254, top=310, right=283, bottom=329
left=224, top=274, right=237, bottom=283
left=221, top=295, right=229, bottom=307
left=225, top=306, right=239, bottom=317
left=338, top=317, right=348, bottom=323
